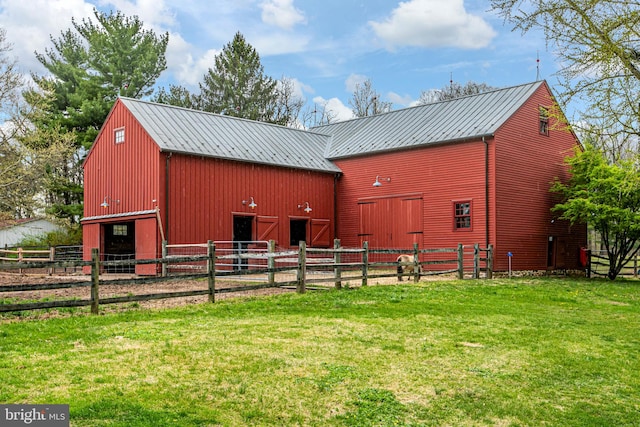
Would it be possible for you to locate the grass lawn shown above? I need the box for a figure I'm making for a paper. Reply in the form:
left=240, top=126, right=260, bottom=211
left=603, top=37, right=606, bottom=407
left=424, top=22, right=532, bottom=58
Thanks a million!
left=1, top=277, right=639, bottom=426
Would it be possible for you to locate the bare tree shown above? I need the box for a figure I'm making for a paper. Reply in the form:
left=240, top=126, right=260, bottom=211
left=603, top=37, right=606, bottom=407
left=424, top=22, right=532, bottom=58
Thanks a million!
left=348, top=79, right=392, bottom=117
left=418, top=81, right=497, bottom=104
left=270, top=76, right=306, bottom=128
left=491, top=0, right=640, bottom=152
left=301, top=101, right=337, bottom=128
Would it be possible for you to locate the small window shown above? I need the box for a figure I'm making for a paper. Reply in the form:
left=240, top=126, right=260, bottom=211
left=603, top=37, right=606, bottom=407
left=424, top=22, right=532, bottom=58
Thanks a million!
left=539, top=107, right=549, bottom=136
left=113, top=224, right=128, bottom=236
left=454, top=201, right=472, bottom=231
left=114, top=127, right=125, bottom=144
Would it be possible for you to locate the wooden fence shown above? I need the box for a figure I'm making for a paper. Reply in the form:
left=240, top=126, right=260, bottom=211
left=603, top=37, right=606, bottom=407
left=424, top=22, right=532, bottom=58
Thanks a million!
left=587, top=250, right=640, bottom=278
left=0, top=241, right=493, bottom=314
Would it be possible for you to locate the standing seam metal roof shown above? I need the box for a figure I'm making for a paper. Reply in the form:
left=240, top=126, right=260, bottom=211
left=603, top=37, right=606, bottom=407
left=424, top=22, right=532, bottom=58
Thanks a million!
left=119, top=98, right=341, bottom=173
left=313, top=81, right=545, bottom=159
left=118, top=81, right=543, bottom=170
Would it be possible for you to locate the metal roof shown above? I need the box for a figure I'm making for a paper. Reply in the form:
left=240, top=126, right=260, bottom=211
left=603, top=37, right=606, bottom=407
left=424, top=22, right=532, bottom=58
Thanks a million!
left=313, top=81, right=545, bottom=159
left=117, top=81, right=544, bottom=170
left=119, top=98, right=341, bottom=173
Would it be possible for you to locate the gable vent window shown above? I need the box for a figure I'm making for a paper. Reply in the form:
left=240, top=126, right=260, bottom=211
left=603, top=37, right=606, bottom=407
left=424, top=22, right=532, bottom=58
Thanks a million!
left=539, top=107, right=549, bottom=136
left=114, top=128, right=125, bottom=144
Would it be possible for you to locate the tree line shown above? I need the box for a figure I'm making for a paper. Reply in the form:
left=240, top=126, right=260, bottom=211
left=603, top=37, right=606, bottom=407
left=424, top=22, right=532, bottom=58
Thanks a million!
left=1, top=1, right=639, bottom=279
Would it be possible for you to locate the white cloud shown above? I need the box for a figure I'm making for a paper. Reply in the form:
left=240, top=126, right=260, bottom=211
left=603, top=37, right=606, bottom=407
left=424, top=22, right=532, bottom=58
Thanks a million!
left=103, top=0, right=176, bottom=29
left=277, top=77, right=313, bottom=100
left=0, top=0, right=96, bottom=75
left=387, top=91, right=415, bottom=107
left=345, top=73, right=368, bottom=93
left=260, top=0, right=306, bottom=30
left=369, top=0, right=496, bottom=50
left=312, top=96, right=354, bottom=123
left=171, top=45, right=219, bottom=87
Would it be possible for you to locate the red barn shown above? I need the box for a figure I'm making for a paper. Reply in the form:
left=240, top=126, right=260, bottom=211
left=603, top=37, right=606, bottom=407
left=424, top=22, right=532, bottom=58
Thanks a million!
left=82, top=80, right=586, bottom=273
left=316, top=81, right=586, bottom=271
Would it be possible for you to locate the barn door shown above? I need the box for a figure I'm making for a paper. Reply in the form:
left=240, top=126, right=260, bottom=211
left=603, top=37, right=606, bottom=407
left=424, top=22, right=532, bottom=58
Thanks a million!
left=257, top=216, right=279, bottom=243
left=135, top=217, right=158, bottom=275
left=310, top=219, right=331, bottom=248
left=358, top=195, right=423, bottom=249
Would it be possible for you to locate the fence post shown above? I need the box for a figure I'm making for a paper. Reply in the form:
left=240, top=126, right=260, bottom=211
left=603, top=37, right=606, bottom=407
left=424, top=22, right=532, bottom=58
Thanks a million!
left=207, top=240, right=215, bottom=303
left=457, top=243, right=464, bottom=279
left=268, top=240, right=276, bottom=285
left=586, top=249, right=591, bottom=278
left=473, top=244, right=479, bottom=279
left=161, top=240, right=168, bottom=277
left=413, top=242, right=420, bottom=283
left=487, top=244, right=493, bottom=279
left=18, top=247, right=23, bottom=274
left=334, top=239, right=342, bottom=289
left=49, top=247, right=55, bottom=275
left=634, top=255, right=638, bottom=279
left=91, top=248, right=100, bottom=314
left=362, top=241, right=369, bottom=287
left=297, top=241, right=306, bottom=293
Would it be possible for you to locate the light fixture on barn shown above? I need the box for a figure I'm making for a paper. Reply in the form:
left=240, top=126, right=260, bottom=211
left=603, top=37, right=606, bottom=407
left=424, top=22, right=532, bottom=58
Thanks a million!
left=242, top=197, right=257, bottom=209
left=100, top=196, right=120, bottom=208
left=297, top=202, right=313, bottom=213
left=373, top=175, right=391, bottom=187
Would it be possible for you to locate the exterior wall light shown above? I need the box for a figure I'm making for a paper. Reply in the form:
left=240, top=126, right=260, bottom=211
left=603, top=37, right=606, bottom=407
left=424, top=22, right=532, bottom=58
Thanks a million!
left=242, top=197, right=257, bottom=209
left=373, top=175, right=391, bottom=187
left=100, top=196, right=120, bottom=208
left=297, top=202, right=312, bottom=213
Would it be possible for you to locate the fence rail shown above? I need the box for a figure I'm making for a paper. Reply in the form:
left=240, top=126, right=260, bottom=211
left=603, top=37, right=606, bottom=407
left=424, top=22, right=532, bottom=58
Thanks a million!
left=587, top=250, right=640, bottom=278
left=0, top=240, right=493, bottom=314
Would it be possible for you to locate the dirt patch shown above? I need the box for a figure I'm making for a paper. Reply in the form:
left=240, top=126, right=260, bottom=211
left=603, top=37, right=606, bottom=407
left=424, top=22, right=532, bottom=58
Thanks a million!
left=0, top=270, right=443, bottom=321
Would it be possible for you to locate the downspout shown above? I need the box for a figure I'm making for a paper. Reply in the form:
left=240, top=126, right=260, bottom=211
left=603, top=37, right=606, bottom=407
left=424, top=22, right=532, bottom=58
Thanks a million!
left=165, top=152, right=172, bottom=243
left=483, top=136, right=489, bottom=248
left=333, top=172, right=341, bottom=240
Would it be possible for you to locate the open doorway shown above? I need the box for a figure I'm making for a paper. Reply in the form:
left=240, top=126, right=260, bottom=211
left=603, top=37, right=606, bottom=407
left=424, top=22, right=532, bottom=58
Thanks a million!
left=290, top=218, right=308, bottom=246
left=233, top=215, right=254, bottom=270
left=103, top=222, right=135, bottom=273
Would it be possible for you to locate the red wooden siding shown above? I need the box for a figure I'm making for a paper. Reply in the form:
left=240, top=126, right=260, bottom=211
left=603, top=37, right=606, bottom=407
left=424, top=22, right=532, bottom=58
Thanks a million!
left=83, top=100, right=162, bottom=219
left=493, top=83, right=586, bottom=270
left=335, top=139, right=488, bottom=251
left=165, top=153, right=336, bottom=248
left=82, top=100, right=164, bottom=263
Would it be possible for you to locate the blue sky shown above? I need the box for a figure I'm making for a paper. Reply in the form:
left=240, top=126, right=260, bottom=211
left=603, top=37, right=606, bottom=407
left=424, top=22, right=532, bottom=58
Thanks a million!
left=0, top=0, right=563, bottom=122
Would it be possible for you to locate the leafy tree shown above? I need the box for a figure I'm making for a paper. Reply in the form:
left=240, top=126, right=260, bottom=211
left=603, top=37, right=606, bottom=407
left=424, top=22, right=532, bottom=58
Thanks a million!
left=490, top=0, right=640, bottom=151
left=418, top=81, right=497, bottom=104
left=0, top=28, right=44, bottom=217
left=551, top=142, right=640, bottom=280
left=348, top=79, right=392, bottom=117
left=199, top=32, right=278, bottom=121
left=25, top=9, right=168, bottom=222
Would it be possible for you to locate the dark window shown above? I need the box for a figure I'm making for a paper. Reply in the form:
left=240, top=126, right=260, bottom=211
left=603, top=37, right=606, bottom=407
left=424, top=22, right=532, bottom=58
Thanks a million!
left=539, top=107, right=549, bottom=136
left=454, top=201, right=472, bottom=230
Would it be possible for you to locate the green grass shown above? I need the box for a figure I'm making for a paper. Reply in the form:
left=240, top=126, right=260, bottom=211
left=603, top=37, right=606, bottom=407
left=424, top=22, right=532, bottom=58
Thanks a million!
left=1, top=277, right=639, bottom=426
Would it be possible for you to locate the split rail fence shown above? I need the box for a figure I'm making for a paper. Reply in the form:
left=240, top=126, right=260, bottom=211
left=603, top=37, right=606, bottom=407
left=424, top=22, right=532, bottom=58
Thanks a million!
left=0, top=240, right=493, bottom=314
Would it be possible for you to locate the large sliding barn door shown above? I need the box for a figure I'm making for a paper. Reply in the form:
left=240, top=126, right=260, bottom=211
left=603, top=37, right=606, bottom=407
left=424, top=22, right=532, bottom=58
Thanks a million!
left=358, top=194, right=423, bottom=248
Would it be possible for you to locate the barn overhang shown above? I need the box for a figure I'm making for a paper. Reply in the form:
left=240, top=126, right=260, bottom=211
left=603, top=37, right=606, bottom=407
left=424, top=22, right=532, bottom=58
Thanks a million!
left=81, top=209, right=157, bottom=224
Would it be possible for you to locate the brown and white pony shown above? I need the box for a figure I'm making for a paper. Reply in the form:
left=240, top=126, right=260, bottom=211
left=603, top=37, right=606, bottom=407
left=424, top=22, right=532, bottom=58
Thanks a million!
left=396, top=254, right=421, bottom=281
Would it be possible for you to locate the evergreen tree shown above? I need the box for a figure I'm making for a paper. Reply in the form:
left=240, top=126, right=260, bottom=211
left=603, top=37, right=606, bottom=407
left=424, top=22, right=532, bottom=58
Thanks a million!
left=25, top=9, right=168, bottom=222
left=199, top=32, right=277, bottom=121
